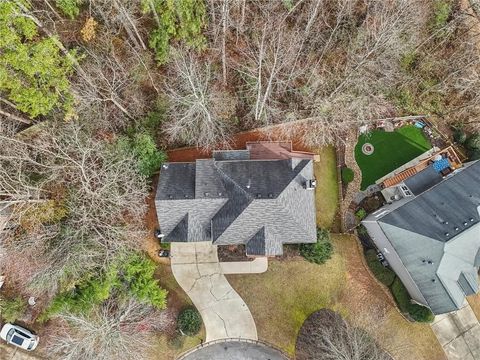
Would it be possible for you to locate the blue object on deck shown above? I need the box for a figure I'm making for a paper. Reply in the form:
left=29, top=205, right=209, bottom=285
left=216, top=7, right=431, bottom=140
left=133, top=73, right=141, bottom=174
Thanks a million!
left=415, top=121, right=426, bottom=128
left=433, top=158, right=450, bottom=173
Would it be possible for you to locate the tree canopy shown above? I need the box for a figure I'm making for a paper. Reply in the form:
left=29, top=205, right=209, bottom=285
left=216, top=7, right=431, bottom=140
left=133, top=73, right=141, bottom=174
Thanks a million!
left=0, top=1, right=74, bottom=118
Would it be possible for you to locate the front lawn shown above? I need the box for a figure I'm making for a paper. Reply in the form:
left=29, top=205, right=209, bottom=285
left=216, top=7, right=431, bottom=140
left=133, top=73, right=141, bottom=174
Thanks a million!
left=226, top=236, right=347, bottom=355
left=227, top=235, right=444, bottom=360
left=355, top=126, right=432, bottom=190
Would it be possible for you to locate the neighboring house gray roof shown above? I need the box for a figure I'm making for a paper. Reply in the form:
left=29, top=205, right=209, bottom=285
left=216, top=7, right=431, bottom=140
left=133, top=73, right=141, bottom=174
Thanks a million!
left=404, top=165, right=443, bottom=195
left=155, top=154, right=317, bottom=256
left=363, top=160, right=480, bottom=314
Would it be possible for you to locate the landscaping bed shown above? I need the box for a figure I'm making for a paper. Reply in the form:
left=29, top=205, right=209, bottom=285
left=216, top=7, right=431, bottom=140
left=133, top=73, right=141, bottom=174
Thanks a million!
left=355, top=126, right=432, bottom=190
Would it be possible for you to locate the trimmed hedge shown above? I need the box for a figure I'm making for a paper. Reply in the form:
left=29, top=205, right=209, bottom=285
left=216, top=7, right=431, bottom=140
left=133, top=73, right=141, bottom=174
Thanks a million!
left=177, top=307, right=202, bottom=336
left=391, top=278, right=434, bottom=323
left=341, top=167, right=354, bottom=184
left=364, top=250, right=396, bottom=287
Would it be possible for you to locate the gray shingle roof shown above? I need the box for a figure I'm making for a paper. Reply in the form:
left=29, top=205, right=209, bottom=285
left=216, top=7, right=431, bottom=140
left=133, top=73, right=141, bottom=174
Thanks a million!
left=366, top=160, right=480, bottom=314
left=404, top=165, right=443, bottom=195
left=155, top=156, right=316, bottom=255
left=381, top=161, right=480, bottom=242
left=246, top=227, right=266, bottom=256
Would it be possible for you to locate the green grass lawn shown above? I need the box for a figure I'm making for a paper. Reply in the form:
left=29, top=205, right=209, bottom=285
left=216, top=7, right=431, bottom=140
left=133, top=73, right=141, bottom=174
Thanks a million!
left=355, top=126, right=431, bottom=190
left=313, top=146, right=339, bottom=229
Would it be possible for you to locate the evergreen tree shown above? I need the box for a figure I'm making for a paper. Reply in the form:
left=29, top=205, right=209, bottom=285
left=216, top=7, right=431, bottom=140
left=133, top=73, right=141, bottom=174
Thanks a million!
left=0, top=1, right=75, bottom=118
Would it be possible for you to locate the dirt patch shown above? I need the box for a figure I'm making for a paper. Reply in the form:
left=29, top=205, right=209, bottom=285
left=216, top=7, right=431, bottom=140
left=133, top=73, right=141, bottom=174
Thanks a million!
left=167, top=127, right=314, bottom=162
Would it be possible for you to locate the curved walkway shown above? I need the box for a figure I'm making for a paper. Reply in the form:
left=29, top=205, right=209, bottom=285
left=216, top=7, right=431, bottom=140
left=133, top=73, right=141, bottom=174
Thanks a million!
left=177, top=339, right=289, bottom=360
left=170, top=242, right=262, bottom=342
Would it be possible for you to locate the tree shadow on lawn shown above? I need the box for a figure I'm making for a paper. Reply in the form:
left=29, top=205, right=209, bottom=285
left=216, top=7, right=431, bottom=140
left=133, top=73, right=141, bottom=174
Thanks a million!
left=355, top=128, right=431, bottom=190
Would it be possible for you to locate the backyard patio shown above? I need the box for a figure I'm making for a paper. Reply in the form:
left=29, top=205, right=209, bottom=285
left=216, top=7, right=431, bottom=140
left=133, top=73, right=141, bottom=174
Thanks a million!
left=355, top=125, right=432, bottom=190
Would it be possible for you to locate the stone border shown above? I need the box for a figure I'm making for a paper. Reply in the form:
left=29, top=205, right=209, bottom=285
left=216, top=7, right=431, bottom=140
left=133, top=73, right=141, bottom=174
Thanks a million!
left=361, top=143, right=374, bottom=155
left=176, top=338, right=290, bottom=360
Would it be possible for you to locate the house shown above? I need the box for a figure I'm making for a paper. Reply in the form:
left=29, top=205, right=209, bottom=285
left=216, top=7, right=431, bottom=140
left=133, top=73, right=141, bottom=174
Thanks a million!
left=155, top=142, right=317, bottom=256
left=362, top=160, right=480, bottom=314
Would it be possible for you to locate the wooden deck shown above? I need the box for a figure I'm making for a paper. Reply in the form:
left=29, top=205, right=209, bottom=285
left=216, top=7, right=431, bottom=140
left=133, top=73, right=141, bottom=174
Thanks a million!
left=382, top=146, right=463, bottom=188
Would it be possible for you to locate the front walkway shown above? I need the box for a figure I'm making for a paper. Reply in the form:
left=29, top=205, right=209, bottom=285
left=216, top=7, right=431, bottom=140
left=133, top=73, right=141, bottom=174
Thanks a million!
left=431, top=303, right=480, bottom=360
left=170, top=242, right=264, bottom=342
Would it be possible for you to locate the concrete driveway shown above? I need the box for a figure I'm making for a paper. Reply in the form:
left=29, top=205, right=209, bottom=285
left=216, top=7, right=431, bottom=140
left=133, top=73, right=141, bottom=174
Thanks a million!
left=431, top=303, right=480, bottom=360
left=170, top=242, right=258, bottom=342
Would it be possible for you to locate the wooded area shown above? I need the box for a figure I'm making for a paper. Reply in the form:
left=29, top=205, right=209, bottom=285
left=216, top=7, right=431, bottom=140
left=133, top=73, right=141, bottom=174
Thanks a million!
left=1, top=0, right=479, bottom=358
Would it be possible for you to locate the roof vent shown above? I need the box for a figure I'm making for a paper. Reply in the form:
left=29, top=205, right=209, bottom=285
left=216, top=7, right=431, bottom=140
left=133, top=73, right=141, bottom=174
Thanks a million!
left=184, top=194, right=189, bottom=198
left=432, top=279, right=437, bottom=283
left=163, top=164, right=169, bottom=169
left=444, top=221, right=449, bottom=225
left=218, top=192, right=222, bottom=196
left=204, top=192, right=209, bottom=197
left=445, top=232, right=450, bottom=237
left=246, top=179, right=251, bottom=189
left=256, top=193, right=262, bottom=198
left=427, top=260, right=434, bottom=265
left=470, top=218, right=474, bottom=222
left=454, top=226, right=459, bottom=231
left=268, top=193, right=273, bottom=198
left=168, top=194, right=173, bottom=199
left=463, top=221, right=468, bottom=226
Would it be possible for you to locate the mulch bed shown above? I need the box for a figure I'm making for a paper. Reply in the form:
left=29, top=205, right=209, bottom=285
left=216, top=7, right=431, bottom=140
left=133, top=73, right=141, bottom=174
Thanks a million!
left=217, top=245, right=252, bottom=262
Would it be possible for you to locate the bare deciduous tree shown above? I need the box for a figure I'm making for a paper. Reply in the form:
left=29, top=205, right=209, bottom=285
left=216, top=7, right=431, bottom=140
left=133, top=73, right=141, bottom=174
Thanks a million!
left=296, top=309, right=391, bottom=360
left=164, top=51, right=236, bottom=149
left=46, top=298, right=173, bottom=360
left=0, top=122, right=148, bottom=296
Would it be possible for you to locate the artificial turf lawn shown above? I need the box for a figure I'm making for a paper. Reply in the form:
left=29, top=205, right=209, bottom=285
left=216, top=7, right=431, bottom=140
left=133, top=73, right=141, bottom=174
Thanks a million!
left=355, top=125, right=431, bottom=190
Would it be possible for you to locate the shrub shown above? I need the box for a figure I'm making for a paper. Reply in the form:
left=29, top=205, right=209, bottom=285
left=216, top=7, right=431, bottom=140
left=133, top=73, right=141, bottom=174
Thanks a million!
left=40, top=267, right=119, bottom=321
left=430, top=0, right=452, bottom=32
left=117, top=133, right=167, bottom=178
left=56, top=0, right=82, bottom=19
left=177, top=307, right=202, bottom=336
left=391, top=278, right=434, bottom=323
left=355, top=208, right=367, bottom=221
left=41, top=253, right=167, bottom=320
left=300, top=228, right=333, bottom=265
left=453, top=128, right=467, bottom=144
left=122, top=254, right=168, bottom=309
left=468, top=148, right=480, bottom=161
left=0, top=297, right=27, bottom=322
left=465, top=133, right=480, bottom=151
left=364, top=250, right=396, bottom=287
left=400, top=51, right=419, bottom=72
left=341, top=167, right=354, bottom=184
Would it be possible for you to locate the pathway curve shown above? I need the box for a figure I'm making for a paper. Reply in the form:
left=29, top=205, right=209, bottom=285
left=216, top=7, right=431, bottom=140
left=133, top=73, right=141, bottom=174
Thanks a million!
left=431, top=303, right=480, bottom=360
left=170, top=242, right=261, bottom=342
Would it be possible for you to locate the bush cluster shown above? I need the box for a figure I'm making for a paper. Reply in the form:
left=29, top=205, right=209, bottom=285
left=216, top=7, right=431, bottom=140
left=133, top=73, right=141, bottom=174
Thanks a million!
left=300, top=228, right=333, bottom=265
left=341, top=167, right=354, bottom=184
left=391, top=278, right=434, bottom=323
left=364, top=249, right=396, bottom=287
left=41, top=253, right=167, bottom=320
left=177, top=307, right=202, bottom=336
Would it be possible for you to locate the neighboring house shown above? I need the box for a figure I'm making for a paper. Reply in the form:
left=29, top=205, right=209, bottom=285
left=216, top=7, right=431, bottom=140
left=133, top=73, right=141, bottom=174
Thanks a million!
left=155, top=142, right=317, bottom=256
left=362, top=160, right=480, bottom=314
